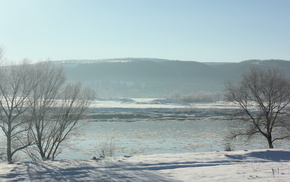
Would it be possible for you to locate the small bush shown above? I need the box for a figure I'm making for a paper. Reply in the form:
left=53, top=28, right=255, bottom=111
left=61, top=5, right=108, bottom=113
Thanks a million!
left=224, top=143, right=234, bottom=151
left=98, top=139, right=115, bottom=158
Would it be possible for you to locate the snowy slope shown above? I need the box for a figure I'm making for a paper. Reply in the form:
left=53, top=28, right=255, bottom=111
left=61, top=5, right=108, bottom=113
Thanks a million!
left=0, top=149, right=289, bottom=182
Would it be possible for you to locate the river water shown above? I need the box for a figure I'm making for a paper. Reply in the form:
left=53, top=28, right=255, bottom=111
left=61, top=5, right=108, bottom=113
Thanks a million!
left=58, top=98, right=289, bottom=159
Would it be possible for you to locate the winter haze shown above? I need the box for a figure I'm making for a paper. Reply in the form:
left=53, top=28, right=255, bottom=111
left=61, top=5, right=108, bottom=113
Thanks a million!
left=56, top=58, right=290, bottom=98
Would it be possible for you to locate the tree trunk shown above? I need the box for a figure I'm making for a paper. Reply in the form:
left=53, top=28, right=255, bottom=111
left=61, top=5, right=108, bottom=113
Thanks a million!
left=7, top=135, right=12, bottom=164
left=38, top=145, right=47, bottom=160
left=267, top=136, right=274, bottom=149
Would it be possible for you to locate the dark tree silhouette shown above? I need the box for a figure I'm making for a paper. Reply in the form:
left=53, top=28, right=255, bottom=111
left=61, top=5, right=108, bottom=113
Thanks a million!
left=225, top=67, right=290, bottom=148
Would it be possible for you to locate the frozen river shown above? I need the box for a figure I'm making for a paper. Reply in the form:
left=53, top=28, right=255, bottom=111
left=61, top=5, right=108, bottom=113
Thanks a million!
left=59, top=98, right=289, bottom=159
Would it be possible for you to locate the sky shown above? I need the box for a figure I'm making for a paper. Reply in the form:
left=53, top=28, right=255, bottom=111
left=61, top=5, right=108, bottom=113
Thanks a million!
left=0, top=0, right=290, bottom=63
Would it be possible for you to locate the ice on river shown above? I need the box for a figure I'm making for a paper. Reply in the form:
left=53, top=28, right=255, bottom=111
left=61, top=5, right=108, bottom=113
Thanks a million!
left=58, top=98, right=289, bottom=160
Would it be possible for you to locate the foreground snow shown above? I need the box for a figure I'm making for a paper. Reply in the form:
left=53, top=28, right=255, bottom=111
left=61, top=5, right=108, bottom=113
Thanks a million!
left=0, top=149, right=290, bottom=182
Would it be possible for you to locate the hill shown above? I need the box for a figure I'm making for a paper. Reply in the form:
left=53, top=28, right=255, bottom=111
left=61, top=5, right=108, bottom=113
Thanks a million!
left=55, top=58, right=290, bottom=98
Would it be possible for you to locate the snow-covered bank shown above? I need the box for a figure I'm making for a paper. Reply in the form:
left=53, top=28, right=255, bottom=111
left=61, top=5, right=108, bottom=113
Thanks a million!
left=1, top=149, right=290, bottom=181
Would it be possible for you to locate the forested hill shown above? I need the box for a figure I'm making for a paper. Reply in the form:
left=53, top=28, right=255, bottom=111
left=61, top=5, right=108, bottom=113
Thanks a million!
left=55, top=58, right=290, bottom=98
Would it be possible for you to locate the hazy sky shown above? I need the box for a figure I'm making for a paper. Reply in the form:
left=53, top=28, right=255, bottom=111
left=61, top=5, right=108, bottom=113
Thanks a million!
left=1, top=0, right=290, bottom=63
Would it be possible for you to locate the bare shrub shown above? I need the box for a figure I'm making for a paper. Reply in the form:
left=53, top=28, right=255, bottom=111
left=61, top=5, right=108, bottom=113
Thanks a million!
left=98, top=138, right=115, bottom=158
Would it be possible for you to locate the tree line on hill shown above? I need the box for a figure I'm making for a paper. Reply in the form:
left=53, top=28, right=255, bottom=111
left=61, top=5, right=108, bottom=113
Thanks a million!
left=58, top=58, right=290, bottom=98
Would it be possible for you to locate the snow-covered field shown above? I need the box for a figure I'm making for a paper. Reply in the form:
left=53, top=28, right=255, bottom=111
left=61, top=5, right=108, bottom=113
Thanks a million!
left=1, top=149, right=289, bottom=181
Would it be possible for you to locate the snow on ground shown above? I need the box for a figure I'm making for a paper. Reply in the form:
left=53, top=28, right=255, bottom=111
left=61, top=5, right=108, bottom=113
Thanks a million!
left=0, top=149, right=290, bottom=182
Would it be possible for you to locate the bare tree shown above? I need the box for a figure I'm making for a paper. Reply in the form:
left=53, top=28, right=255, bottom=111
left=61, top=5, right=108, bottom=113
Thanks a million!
left=44, top=83, right=95, bottom=160
left=27, top=62, right=95, bottom=160
left=225, top=67, right=290, bottom=148
left=0, top=60, right=95, bottom=162
left=0, top=61, right=35, bottom=163
left=27, top=62, right=66, bottom=160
